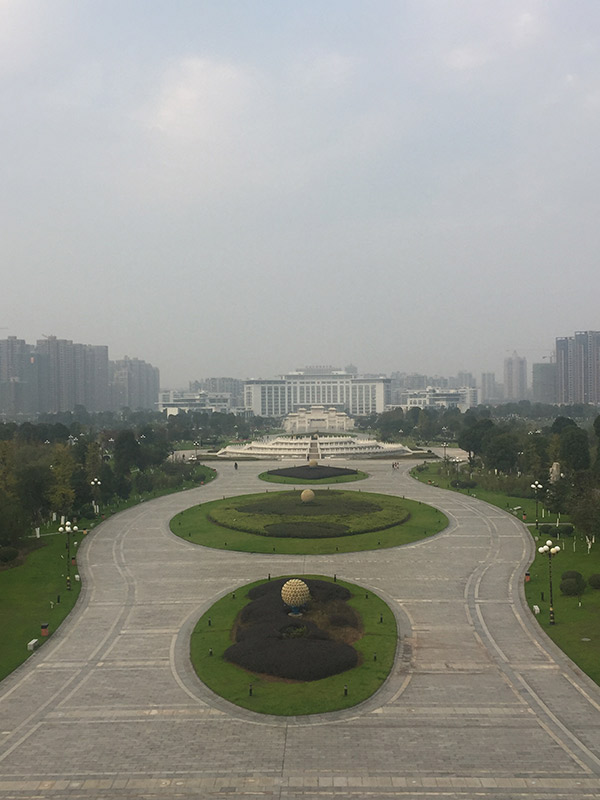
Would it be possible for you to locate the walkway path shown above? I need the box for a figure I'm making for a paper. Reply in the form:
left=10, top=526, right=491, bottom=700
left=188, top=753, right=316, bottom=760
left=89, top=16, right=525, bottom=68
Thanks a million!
left=1, top=461, right=599, bottom=799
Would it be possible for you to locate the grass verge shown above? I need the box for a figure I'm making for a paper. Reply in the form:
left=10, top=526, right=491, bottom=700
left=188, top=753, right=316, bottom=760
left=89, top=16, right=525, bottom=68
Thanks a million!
left=0, top=534, right=82, bottom=681
left=190, top=576, right=398, bottom=715
left=525, top=535, right=600, bottom=686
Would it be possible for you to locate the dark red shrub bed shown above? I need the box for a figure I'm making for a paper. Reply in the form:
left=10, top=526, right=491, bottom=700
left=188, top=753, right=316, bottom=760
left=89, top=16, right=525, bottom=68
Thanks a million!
left=224, top=578, right=360, bottom=681
left=267, top=465, right=358, bottom=481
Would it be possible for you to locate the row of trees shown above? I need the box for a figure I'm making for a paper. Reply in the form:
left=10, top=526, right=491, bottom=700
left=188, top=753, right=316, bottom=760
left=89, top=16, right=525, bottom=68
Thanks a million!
left=0, top=420, right=213, bottom=551
left=372, top=404, right=600, bottom=542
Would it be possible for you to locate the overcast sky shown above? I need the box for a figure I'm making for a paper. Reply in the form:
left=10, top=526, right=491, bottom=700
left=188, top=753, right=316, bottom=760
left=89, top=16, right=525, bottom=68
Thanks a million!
left=2, top=1, right=599, bottom=387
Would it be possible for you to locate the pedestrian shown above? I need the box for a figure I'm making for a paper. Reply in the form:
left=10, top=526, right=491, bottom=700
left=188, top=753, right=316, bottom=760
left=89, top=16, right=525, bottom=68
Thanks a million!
left=234, top=462, right=238, bottom=470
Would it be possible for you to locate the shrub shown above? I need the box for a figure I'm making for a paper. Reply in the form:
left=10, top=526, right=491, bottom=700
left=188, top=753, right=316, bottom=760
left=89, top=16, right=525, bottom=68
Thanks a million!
left=588, top=574, right=600, bottom=590
left=539, top=525, right=552, bottom=536
left=450, top=479, right=477, bottom=489
left=0, top=546, right=19, bottom=564
left=560, top=578, right=583, bottom=596
left=560, top=524, right=574, bottom=537
left=559, top=571, right=585, bottom=596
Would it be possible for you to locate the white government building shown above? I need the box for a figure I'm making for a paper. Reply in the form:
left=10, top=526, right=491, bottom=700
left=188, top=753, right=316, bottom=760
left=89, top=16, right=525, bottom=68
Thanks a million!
left=244, top=366, right=390, bottom=418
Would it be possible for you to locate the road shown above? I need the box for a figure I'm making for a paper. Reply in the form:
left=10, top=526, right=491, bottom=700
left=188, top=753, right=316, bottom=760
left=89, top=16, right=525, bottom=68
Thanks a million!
left=1, top=460, right=599, bottom=799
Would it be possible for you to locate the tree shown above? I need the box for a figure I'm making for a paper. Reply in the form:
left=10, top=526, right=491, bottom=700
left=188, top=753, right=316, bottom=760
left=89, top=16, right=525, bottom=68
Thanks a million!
left=114, top=430, right=141, bottom=475
left=458, top=418, right=494, bottom=466
left=559, top=426, right=590, bottom=472
left=568, top=471, right=600, bottom=542
left=45, top=444, right=76, bottom=516
left=482, top=431, right=520, bottom=473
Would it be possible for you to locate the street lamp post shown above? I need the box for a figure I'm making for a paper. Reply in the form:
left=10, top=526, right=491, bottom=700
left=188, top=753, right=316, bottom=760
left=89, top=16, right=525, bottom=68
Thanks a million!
left=58, top=520, right=78, bottom=590
left=91, top=477, right=101, bottom=515
left=531, top=480, right=543, bottom=529
left=538, top=539, right=560, bottom=625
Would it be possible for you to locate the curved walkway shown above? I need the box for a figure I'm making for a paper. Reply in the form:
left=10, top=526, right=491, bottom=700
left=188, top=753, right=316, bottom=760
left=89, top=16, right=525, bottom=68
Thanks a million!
left=1, top=462, right=600, bottom=799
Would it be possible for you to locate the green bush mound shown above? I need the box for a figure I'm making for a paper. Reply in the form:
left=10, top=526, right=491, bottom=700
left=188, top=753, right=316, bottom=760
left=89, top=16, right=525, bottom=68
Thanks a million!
left=0, top=546, right=19, bottom=564
left=225, top=578, right=359, bottom=681
left=265, top=521, right=349, bottom=538
left=560, top=571, right=585, bottom=596
left=267, top=465, right=358, bottom=481
left=588, top=574, right=600, bottom=589
left=207, top=490, right=410, bottom=538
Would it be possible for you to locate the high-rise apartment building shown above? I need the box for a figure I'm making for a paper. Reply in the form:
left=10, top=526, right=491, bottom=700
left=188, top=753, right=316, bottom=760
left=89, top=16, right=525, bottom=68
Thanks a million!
left=556, top=331, right=600, bottom=405
left=532, top=362, right=557, bottom=404
left=503, top=352, right=527, bottom=401
left=110, top=357, right=160, bottom=411
left=0, top=335, right=159, bottom=417
left=479, top=372, right=499, bottom=404
left=0, top=337, right=33, bottom=415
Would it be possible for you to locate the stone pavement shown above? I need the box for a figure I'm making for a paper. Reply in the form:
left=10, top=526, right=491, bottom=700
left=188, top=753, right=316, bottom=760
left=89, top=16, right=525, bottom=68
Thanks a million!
left=1, top=461, right=600, bottom=799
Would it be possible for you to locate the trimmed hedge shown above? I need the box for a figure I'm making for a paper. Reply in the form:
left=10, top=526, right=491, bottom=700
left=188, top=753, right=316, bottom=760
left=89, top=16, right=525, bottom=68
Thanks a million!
left=0, top=547, right=19, bottom=564
left=206, top=490, right=411, bottom=538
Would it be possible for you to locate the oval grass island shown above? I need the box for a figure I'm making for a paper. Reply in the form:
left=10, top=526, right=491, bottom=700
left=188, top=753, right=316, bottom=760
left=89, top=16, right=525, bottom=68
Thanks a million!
left=190, top=576, right=398, bottom=715
left=171, top=489, right=447, bottom=554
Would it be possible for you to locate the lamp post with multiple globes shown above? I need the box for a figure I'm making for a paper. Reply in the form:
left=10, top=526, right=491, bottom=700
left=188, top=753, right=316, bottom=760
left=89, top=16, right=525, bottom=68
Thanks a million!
left=531, top=480, right=543, bottom=529
left=58, top=520, right=78, bottom=590
left=538, top=539, right=560, bottom=625
left=91, top=477, right=101, bottom=515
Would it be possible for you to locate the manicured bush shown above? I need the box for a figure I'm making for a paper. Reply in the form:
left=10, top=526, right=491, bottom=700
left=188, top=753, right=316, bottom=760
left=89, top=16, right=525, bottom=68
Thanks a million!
left=539, top=525, right=553, bottom=536
left=560, top=524, right=574, bottom=537
left=588, top=574, right=600, bottom=589
left=560, top=578, right=584, bottom=596
left=562, top=570, right=584, bottom=581
left=450, top=479, right=477, bottom=489
left=0, top=546, right=19, bottom=564
left=560, top=571, right=585, bottom=596
left=207, top=490, right=410, bottom=538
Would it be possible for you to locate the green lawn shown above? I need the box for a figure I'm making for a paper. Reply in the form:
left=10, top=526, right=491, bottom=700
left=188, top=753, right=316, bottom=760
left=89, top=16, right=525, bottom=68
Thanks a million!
left=171, top=490, right=448, bottom=554
left=0, top=534, right=82, bottom=681
left=190, top=576, right=398, bottom=715
left=525, top=534, right=600, bottom=685
left=411, top=462, right=566, bottom=524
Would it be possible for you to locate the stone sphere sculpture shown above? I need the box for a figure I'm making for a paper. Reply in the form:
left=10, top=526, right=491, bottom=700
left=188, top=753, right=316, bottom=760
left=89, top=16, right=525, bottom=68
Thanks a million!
left=308, top=459, right=318, bottom=468
left=301, top=489, right=315, bottom=503
left=281, top=578, right=311, bottom=609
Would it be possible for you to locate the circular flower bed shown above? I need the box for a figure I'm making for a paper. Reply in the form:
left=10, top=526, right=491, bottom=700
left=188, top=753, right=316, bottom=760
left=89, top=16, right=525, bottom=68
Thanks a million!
left=190, top=576, right=398, bottom=715
left=206, top=490, right=410, bottom=538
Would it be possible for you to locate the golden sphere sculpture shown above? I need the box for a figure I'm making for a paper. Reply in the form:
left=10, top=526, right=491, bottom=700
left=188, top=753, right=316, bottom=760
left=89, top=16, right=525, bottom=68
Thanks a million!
left=308, top=459, right=318, bottom=468
left=301, top=489, right=315, bottom=503
left=281, top=579, right=311, bottom=609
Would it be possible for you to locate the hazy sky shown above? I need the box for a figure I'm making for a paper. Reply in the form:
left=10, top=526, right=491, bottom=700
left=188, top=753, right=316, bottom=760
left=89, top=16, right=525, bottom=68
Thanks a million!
left=2, top=1, right=600, bottom=387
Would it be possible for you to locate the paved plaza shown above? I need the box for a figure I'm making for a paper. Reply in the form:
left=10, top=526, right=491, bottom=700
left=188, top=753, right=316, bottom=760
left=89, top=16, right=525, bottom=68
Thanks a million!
left=1, top=461, right=600, bottom=799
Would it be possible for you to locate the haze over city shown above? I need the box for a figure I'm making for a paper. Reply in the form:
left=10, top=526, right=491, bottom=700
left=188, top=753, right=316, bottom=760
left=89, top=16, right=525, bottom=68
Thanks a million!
left=3, top=1, right=600, bottom=386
